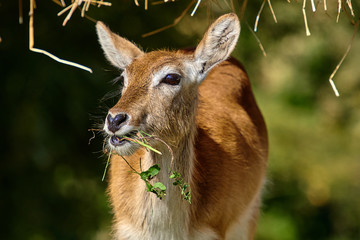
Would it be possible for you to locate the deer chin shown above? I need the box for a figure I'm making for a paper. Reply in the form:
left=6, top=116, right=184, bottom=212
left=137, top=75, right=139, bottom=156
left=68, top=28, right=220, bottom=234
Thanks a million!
left=109, top=138, right=141, bottom=156
left=108, top=130, right=141, bottom=156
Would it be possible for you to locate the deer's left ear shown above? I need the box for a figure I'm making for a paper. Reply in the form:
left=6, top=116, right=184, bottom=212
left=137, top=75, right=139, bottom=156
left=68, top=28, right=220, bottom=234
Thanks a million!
left=193, top=13, right=240, bottom=80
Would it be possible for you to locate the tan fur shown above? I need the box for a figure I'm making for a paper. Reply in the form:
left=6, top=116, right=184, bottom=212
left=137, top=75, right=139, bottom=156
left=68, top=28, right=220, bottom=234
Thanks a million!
left=97, top=13, right=268, bottom=240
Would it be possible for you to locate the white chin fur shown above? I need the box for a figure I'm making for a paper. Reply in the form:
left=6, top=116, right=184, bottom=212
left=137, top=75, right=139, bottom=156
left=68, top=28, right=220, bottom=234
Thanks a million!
left=109, top=139, right=140, bottom=156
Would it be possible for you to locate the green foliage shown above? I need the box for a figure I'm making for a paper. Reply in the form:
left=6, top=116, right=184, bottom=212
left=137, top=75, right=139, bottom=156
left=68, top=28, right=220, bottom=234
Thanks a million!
left=140, top=164, right=160, bottom=180
left=169, top=170, right=191, bottom=204
left=141, top=164, right=167, bottom=200
left=106, top=131, right=191, bottom=202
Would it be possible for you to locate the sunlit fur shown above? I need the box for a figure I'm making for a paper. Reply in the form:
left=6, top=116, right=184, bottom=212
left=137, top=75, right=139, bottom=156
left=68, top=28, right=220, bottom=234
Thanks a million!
left=96, top=13, right=268, bottom=240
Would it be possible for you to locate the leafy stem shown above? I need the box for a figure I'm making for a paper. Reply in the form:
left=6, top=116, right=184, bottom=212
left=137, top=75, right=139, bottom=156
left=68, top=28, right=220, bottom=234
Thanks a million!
left=139, top=164, right=166, bottom=200
left=101, top=130, right=191, bottom=203
left=169, top=170, right=191, bottom=204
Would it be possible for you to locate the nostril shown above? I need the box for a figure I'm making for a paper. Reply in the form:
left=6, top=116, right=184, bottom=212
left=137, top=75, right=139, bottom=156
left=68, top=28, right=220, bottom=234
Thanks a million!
left=113, top=114, right=127, bottom=125
left=107, top=113, right=128, bottom=133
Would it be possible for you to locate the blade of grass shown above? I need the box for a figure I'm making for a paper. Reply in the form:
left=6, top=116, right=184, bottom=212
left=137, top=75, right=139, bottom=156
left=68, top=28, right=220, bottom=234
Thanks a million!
left=102, top=152, right=112, bottom=181
left=120, top=155, right=140, bottom=173
left=139, top=130, right=153, bottom=138
left=138, top=131, right=149, bottom=146
left=122, top=137, right=162, bottom=155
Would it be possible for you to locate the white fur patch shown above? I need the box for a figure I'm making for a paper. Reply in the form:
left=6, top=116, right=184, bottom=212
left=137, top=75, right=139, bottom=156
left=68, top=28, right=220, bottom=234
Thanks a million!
left=190, top=227, right=219, bottom=240
left=122, top=70, right=129, bottom=89
left=103, top=116, right=134, bottom=136
left=115, top=223, right=143, bottom=240
left=151, top=66, right=181, bottom=87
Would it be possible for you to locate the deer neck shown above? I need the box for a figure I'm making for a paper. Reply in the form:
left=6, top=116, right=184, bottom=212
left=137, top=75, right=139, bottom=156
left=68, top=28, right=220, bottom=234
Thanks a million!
left=150, top=130, right=196, bottom=187
left=137, top=110, right=198, bottom=239
left=148, top=89, right=199, bottom=186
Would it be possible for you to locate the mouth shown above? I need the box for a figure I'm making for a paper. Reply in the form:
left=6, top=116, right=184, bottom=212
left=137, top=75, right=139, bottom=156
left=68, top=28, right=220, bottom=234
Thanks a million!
left=109, top=130, right=138, bottom=147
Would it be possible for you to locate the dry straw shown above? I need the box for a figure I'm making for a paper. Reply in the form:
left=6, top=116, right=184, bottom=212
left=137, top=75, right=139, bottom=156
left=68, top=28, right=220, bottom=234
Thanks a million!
left=18, top=0, right=359, bottom=96
left=27, top=0, right=111, bottom=73
left=253, top=0, right=358, bottom=97
left=56, top=0, right=112, bottom=26
left=142, top=0, right=196, bottom=37
left=253, top=0, right=277, bottom=33
left=329, top=19, right=359, bottom=97
left=302, top=0, right=311, bottom=36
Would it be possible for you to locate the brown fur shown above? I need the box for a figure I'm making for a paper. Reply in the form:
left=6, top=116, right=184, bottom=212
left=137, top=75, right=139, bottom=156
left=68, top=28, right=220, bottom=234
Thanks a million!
left=97, top=14, right=268, bottom=240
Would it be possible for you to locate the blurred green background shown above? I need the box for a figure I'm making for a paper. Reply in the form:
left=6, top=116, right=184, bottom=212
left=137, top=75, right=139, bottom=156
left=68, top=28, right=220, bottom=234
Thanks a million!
left=1, top=0, right=359, bottom=239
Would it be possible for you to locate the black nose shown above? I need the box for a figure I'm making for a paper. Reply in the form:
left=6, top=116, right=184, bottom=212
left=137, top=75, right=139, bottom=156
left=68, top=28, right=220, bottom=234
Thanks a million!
left=107, top=113, right=128, bottom=133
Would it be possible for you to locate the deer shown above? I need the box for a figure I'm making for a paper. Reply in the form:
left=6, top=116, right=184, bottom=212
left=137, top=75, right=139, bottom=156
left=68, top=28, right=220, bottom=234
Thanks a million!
left=96, top=13, right=268, bottom=240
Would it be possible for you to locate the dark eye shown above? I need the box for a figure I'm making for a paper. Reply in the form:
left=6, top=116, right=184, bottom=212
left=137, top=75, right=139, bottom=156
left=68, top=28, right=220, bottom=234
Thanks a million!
left=161, top=74, right=181, bottom=85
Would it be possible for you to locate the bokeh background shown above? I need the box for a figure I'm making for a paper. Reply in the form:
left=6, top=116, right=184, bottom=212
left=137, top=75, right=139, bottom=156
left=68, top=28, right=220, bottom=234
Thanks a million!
left=1, top=0, right=359, bottom=239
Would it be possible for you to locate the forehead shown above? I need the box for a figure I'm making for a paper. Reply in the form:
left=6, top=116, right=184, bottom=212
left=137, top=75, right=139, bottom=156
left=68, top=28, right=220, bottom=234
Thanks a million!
left=125, top=51, right=187, bottom=81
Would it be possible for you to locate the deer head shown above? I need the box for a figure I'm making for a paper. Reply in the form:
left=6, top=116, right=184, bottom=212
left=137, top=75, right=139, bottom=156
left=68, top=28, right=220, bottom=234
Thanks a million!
left=96, top=13, right=240, bottom=156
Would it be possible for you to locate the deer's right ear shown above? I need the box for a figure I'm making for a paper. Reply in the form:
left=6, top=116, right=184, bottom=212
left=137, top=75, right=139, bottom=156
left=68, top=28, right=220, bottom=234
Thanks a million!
left=96, top=22, right=144, bottom=69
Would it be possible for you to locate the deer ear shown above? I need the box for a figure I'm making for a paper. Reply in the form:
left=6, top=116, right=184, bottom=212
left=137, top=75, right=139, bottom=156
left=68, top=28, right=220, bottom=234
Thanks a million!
left=193, top=13, right=240, bottom=77
left=96, top=21, right=144, bottom=69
